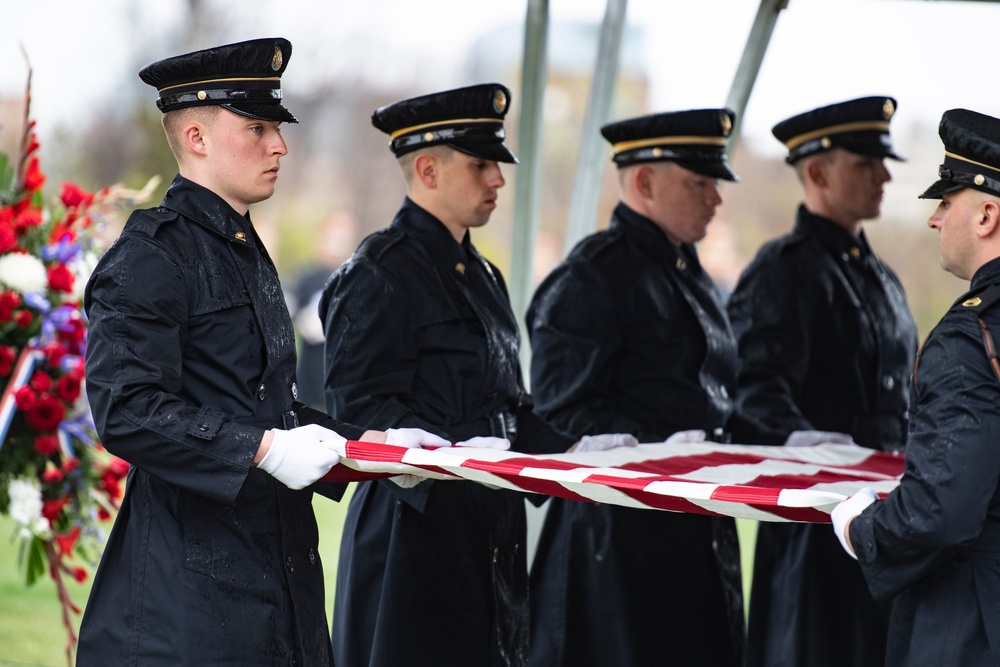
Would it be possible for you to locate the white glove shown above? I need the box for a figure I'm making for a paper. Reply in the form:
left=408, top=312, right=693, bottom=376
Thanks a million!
left=666, top=429, right=706, bottom=444
left=453, top=436, right=511, bottom=450
left=258, top=424, right=345, bottom=490
left=385, top=428, right=452, bottom=449
left=831, top=487, right=877, bottom=559
left=784, top=430, right=854, bottom=448
left=574, top=433, right=639, bottom=453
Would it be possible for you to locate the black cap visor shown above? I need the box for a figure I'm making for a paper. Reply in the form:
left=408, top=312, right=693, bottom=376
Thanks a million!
left=449, top=139, right=518, bottom=164
left=223, top=101, right=298, bottom=124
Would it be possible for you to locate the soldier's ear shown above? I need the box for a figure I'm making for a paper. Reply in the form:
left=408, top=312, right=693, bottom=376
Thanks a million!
left=979, top=198, right=1000, bottom=239
left=413, top=153, right=438, bottom=189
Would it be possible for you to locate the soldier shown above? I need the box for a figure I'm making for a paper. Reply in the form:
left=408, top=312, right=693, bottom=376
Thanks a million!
left=78, top=38, right=441, bottom=666
left=727, top=97, right=918, bottom=667
left=320, top=84, right=627, bottom=667
left=833, top=108, right=1000, bottom=667
left=526, top=109, right=745, bottom=666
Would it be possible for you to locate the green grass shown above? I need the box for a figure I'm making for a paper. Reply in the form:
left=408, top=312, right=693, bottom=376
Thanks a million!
left=0, top=488, right=756, bottom=665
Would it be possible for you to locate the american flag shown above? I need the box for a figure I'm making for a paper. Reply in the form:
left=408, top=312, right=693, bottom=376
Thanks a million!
left=322, top=440, right=903, bottom=523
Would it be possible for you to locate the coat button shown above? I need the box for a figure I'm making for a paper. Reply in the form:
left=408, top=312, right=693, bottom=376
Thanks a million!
left=882, top=375, right=895, bottom=390
left=258, top=384, right=266, bottom=401
left=308, top=549, right=316, bottom=565
left=286, top=556, right=294, bottom=572
left=198, top=424, right=209, bottom=432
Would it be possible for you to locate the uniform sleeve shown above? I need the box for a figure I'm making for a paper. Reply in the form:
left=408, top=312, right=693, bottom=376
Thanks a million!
left=727, top=254, right=817, bottom=444
left=850, top=318, right=1000, bottom=602
left=320, top=258, right=439, bottom=434
left=85, top=236, right=265, bottom=506
left=527, top=262, right=647, bottom=439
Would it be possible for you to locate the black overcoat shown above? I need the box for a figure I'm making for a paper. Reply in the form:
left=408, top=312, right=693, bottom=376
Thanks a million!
left=78, top=176, right=362, bottom=667
left=525, top=203, right=745, bottom=667
left=851, top=256, right=1000, bottom=667
left=727, top=205, right=918, bottom=667
left=320, top=198, right=570, bottom=667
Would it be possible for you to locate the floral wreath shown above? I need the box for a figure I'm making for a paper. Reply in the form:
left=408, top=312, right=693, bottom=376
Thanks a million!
left=0, top=70, right=157, bottom=665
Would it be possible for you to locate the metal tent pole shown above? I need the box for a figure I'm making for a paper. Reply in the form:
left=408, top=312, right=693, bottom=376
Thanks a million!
left=561, top=0, right=628, bottom=256
left=510, top=0, right=550, bottom=376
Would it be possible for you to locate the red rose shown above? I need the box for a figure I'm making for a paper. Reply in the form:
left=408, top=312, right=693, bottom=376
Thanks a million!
left=30, top=371, right=52, bottom=393
left=14, top=386, right=37, bottom=410
left=59, top=182, right=94, bottom=209
left=34, top=434, right=58, bottom=456
left=47, top=264, right=75, bottom=293
left=101, top=471, right=123, bottom=500
left=62, top=457, right=79, bottom=473
left=0, top=345, right=15, bottom=375
left=42, top=466, right=64, bottom=483
left=15, top=310, right=33, bottom=329
left=14, top=208, right=42, bottom=231
left=25, top=395, right=65, bottom=432
left=54, top=526, right=80, bottom=556
left=57, top=319, right=86, bottom=345
left=107, top=456, right=130, bottom=479
left=0, top=220, right=15, bottom=253
left=43, top=342, right=68, bottom=368
left=56, top=374, right=81, bottom=403
left=23, top=156, right=45, bottom=192
left=41, top=496, right=69, bottom=524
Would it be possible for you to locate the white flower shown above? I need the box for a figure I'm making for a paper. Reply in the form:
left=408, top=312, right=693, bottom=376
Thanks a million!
left=0, top=253, right=48, bottom=295
left=69, top=250, right=100, bottom=301
left=8, top=478, right=52, bottom=540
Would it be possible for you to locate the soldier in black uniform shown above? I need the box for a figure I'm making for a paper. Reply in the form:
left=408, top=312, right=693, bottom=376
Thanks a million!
left=78, top=39, right=441, bottom=667
left=833, top=108, right=1000, bottom=667
left=727, top=97, right=919, bottom=667
left=525, top=109, right=745, bottom=667
left=321, top=84, right=626, bottom=667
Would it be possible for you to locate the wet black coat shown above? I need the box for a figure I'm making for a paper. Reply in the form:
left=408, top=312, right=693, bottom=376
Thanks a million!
left=851, top=257, right=1000, bottom=667
left=78, top=176, right=362, bottom=667
left=727, top=205, right=918, bottom=667
left=525, top=203, right=745, bottom=667
left=320, top=198, right=571, bottom=667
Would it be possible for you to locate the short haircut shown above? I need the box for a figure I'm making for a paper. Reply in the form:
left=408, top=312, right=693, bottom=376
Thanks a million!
left=398, top=144, right=454, bottom=183
left=161, top=106, right=222, bottom=161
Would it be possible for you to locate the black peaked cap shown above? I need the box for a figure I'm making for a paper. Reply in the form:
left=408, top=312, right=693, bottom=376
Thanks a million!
left=920, top=108, right=1000, bottom=199
left=772, top=96, right=902, bottom=164
left=139, top=37, right=297, bottom=123
left=371, top=83, right=517, bottom=164
left=600, top=108, right=738, bottom=181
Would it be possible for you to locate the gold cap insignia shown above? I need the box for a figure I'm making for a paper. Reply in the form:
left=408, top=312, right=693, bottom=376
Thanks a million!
left=883, top=99, right=895, bottom=120
left=975, top=174, right=986, bottom=186
left=676, top=258, right=687, bottom=271
left=720, top=113, right=732, bottom=137
left=455, top=262, right=466, bottom=275
left=197, top=90, right=207, bottom=101
left=424, top=131, right=435, bottom=142
left=963, top=297, right=983, bottom=307
left=235, top=232, right=247, bottom=242
left=821, top=137, right=832, bottom=149
left=272, top=46, right=283, bottom=71
left=651, top=147, right=663, bottom=158
left=492, top=89, right=507, bottom=114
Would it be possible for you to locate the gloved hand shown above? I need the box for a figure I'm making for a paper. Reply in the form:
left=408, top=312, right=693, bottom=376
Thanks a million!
left=831, top=486, right=877, bottom=559
left=384, top=428, right=452, bottom=449
left=784, top=430, right=855, bottom=448
left=258, top=424, right=345, bottom=490
left=666, top=429, right=706, bottom=444
left=453, top=436, right=511, bottom=450
left=573, top=433, right=640, bottom=453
